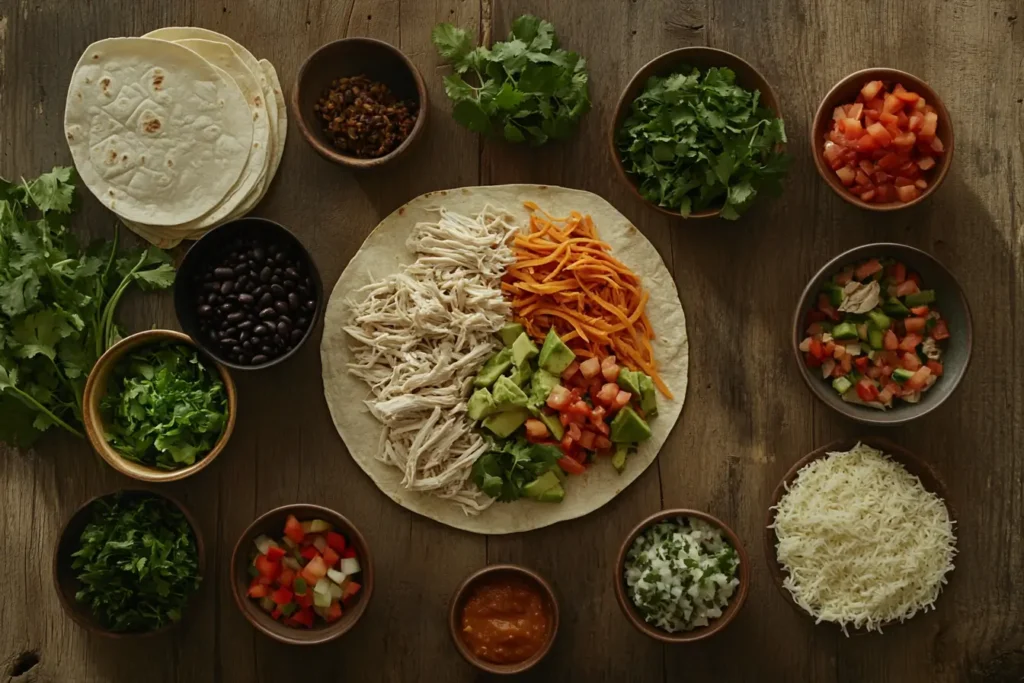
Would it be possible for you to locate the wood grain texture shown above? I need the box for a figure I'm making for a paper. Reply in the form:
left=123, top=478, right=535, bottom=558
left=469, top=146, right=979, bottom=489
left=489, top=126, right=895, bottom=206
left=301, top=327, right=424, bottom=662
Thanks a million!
left=0, top=0, right=1021, bottom=681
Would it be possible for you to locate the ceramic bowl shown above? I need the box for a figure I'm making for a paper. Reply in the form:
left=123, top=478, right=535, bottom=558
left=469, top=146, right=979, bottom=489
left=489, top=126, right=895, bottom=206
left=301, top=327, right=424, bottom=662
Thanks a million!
left=82, top=329, right=236, bottom=482
left=792, top=242, right=972, bottom=425
left=614, top=509, right=750, bottom=643
left=811, top=68, right=953, bottom=210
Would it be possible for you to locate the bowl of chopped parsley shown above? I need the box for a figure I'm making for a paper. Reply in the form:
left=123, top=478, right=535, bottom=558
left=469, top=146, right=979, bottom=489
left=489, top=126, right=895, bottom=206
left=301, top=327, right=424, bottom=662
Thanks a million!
left=53, top=489, right=204, bottom=636
left=611, top=47, right=789, bottom=220
left=82, top=329, right=236, bottom=482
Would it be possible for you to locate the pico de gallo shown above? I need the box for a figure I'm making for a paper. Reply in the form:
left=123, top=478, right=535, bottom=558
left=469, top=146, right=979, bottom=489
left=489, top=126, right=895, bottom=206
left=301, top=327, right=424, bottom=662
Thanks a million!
left=823, top=80, right=944, bottom=204
left=246, top=515, right=362, bottom=628
left=800, top=257, right=951, bottom=409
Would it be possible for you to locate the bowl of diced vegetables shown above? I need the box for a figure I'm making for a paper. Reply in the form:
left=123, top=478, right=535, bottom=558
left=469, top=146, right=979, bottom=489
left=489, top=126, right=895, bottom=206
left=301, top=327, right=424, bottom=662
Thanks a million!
left=231, top=503, right=373, bottom=645
left=793, top=243, right=972, bottom=424
left=614, top=509, right=749, bottom=643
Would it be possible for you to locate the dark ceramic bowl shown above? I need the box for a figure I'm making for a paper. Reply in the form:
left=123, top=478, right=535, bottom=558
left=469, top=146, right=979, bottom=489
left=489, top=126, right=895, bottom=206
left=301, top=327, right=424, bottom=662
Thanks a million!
left=811, top=68, right=954, bottom=210
left=53, top=489, right=205, bottom=637
left=792, top=242, right=972, bottom=425
left=292, top=37, right=428, bottom=169
left=764, top=435, right=956, bottom=632
left=231, top=504, right=374, bottom=645
left=614, top=509, right=750, bottom=643
left=610, top=46, right=783, bottom=218
left=448, top=564, right=559, bottom=675
left=174, top=217, right=323, bottom=371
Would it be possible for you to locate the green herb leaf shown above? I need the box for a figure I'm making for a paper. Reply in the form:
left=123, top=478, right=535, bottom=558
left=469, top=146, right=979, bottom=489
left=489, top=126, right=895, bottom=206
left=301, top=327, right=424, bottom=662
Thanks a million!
left=430, top=23, right=472, bottom=62
left=471, top=437, right=562, bottom=502
left=452, top=99, right=491, bottom=134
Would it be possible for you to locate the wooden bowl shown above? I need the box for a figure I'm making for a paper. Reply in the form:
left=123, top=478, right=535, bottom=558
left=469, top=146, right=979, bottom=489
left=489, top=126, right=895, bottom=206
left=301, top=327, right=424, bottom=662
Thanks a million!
left=291, top=37, right=428, bottom=169
left=792, top=242, right=972, bottom=425
left=53, top=489, right=205, bottom=637
left=811, top=68, right=954, bottom=210
left=448, top=564, right=559, bottom=675
left=231, top=504, right=374, bottom=645
left=614, top=509, right=750, bottom=643
left=764, top=435, right=955, bottom=632
left=609, top=46, right=782, bottom=218
left=82, top=329, right=237, bottom=482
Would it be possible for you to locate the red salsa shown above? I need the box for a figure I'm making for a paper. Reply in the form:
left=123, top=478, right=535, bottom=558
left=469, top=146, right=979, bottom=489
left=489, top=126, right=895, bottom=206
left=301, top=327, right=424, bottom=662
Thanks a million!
left=459, top=576, right=551, bottom=664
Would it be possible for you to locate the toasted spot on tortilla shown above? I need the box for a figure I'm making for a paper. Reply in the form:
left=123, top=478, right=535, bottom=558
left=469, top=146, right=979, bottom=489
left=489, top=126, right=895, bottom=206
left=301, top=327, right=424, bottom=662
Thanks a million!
left=143, top=117, right=161, bottom=133
left=67, top=132, right=74, bottom=141
left=167, top=159, right=173, bottom=167
left=254, top=95, right=262, bottom=107
left=92, top=53, right=100, bottom=60
left=398, top=207, right=406, bottom=215
left=538, top=185, right=548, bottom=190
left=440, top=190, right=448, bottom=195
left=107, top=150, right=117, bottom=164
left=100, top=77, right=111, bottom=92
left=152, top=72, right=164, bottom=89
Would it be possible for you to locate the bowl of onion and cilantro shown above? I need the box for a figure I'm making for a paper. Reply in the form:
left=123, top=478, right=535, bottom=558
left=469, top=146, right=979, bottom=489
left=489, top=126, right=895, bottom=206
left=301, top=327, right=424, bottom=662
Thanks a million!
left=82, top=329, right=236, bottom=482
left=231, top=504, right=373, bottom=645
left=812, top=68, right=953, bottom=209
left=610, top=46, right=789, bottom=220
left=614, top=509, right=749, bottom=643
left=793, top=243, right=971, bottom=425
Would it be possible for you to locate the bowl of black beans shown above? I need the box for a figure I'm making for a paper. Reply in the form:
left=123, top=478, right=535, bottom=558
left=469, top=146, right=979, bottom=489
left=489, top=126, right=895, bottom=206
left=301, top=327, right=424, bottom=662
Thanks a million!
left=174, top=218, right=323, bottom=370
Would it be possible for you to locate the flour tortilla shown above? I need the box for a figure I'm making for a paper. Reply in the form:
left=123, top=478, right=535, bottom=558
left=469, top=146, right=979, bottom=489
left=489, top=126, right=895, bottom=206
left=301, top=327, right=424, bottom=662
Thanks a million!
left=64, top=37, right=252, bottom=225
left=321, top=185, right=689, bottom=534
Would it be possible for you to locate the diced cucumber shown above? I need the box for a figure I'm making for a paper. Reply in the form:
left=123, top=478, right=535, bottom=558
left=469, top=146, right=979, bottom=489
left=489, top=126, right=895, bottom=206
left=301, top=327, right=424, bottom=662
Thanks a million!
left=281, top=535, right=297, bottom=549
left=282, top=556, right=302, bottom=571
left=259, top=596, right=276, bottom=613
left=832, top=321, right=858, bottom=340
left=868, top=326, right=884, bottom=350
left=824, top=283, right=845, bottom=306
left=340, top=557, right=361, bottom=575
left=308, top=519, right=332, bottom=533
left=314, top=578, right=332, bottom=596
left=327, top=568, right=346, bottom=585
left=312, top=535, right=327, bottom=552
left=832, top=376, right=853, bottom=394
left=892, top=368, right=916, bottom=383
left=313, top=589, right=332, bottom=608
left=253, top=535, right=278, bottom=555
left=882, top=296, right=910, bottom=318
left=329, top=583, right=343, bottom=600
left=903, top=289, right=935, bottom=307
left=867, top=309, right=891, bottom=331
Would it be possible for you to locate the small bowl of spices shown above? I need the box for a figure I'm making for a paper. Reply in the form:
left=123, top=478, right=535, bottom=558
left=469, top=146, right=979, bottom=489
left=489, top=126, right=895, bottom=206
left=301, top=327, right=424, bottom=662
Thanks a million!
left=292, top=37, right=427, bottom=169
left=448, top=564, right=559, bottom=675
left=174, top=218, right=323, bottom=370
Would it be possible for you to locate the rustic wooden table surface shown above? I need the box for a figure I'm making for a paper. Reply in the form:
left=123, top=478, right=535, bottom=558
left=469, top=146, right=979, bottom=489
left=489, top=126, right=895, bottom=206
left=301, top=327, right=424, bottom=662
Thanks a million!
left=2, top=0, right=1023, bottom=681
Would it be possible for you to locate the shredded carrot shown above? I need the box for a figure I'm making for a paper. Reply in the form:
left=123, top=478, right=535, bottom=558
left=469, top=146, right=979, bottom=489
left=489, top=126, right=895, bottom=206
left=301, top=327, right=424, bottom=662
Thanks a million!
left=503, top=204, right=672, bottom=399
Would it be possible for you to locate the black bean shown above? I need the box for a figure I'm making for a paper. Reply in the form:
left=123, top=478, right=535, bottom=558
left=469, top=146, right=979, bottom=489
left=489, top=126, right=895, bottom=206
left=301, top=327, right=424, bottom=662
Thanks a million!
left=273, top=334, right=285, bottom=346
left=274, top=301, right=289, bottom=315
left=270, top=283, right=285, bottom=298
left=260, top=344, right=274, bottom=354
left=231, top=345, right=243, bottom=355
left=298, top=284, right=310, bottom=296
left=268, top=243, right=279, bottom=255
left=258, top=292, right=273, bottom=307
left=275, top=252, right=287, bottom=264
left=233, top=263, right=248, bottom=275
left=259, top=307, right=277, bottom=320
left=260, top=266, right=272, bottom=282
left=198, top=305, right=213, bottom=317
left=271, top=275, right=282, bottom=285
left=220, top=281, right=234, bottom=295
left=240, top=330, right=250, bottom=342
left=219, top=320, right=231, bottom=331
left=253, top=324, right=268, bottom=336
left=219, top=302, right=235, bottom=313
left=279, top=315, right=292, bottom=326
left=238, top=319, right=253, bottom=330
left=297, top=316, right=309, bottom=328
left=227, top=311, right=244, bottom=323
left=282, top=280, right=295, bottom=291
left=238, top=293, right=254, bottom=305
left=208, top=329, right=221, bottom=341
left=214, top=267, right=234, bottom=280
left=225, top=325, right=238, bottom=337
left=277, top=321, right=291, bottom=337
left=304, top=300, right=316, bottom=311
left=253, top=247, right=266, bottom=262
left=242, top=340, right=253, bottom=350
left=290, top=329, right=304, bottom=343
left=284, top=267, right=298, bottom=280
left=252, top=354, right=268, bottom=364
left=287, top=293, right=300, bottom=310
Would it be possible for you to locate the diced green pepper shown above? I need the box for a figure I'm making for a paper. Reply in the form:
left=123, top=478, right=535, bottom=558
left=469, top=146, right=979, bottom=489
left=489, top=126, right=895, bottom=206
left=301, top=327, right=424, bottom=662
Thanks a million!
left=882, top=296, right=910, bottom=318
left=867, top=309, right=891, bottom=331
left=903, top=289, right=936, bottom=307
left=293, top=577, right=308, bottom=595
left=832, top=321, right=858, bottom=340
left=280, top=602, right=298, bottom=617
left=824, top=283, right=845, bottom=307
left=867, top=326, right=884, bottom=350
left=832, top=376, right=853, bottom=394
left=892, top=368, right=915, bottom=383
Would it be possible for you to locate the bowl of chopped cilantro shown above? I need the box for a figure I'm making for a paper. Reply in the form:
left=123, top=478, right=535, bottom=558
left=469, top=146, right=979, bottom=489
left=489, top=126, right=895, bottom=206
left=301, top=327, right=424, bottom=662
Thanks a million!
left=611, top=47, right=789, bottom=219
left=83, top=329, right=236, bottom=482
left=53, top=489, right=204, bottom=636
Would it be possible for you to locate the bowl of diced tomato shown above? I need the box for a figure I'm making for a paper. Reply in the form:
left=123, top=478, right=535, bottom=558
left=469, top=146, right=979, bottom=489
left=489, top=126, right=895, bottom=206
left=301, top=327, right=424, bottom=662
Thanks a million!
left=231, top=504, right=373, bottom=645
left=792, top=243, right=972, bottom=425
left=812, top=68, right=953, bottom=210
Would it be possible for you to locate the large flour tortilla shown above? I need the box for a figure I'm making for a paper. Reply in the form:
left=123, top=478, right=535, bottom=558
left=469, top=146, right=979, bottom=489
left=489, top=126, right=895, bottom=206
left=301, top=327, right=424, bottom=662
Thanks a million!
left=322, top=185, right=688, bottom=534
left=64, top=38, right=252, bottom=225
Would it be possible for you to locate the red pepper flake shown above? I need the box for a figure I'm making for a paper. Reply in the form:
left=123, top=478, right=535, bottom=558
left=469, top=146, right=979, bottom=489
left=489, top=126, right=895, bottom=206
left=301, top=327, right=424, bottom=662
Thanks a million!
left=314, top=75, right=418, bottom=158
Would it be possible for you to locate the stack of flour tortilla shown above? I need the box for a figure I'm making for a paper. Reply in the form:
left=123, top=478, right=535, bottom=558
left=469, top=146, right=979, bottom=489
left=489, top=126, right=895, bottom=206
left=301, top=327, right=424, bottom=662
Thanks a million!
left=63, top=27, right=287, bottom=248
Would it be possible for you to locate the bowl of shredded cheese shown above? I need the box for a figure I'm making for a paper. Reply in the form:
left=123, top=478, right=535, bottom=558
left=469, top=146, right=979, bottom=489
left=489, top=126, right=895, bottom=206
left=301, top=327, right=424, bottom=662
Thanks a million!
left=765, top=436, right=957, bottom=634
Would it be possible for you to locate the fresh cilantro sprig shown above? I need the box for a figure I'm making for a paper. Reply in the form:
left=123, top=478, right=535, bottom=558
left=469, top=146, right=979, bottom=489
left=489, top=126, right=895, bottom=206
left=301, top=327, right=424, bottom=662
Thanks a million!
left=472, top=437, right=562, bottom=502
left=101, top=342, right=228, bottom=470
left=432, top=14, right=590, bottom=145
left=616, top=66, right=790, bottom=219
left=71, top=493, right=201, bottom=633
left=0, top=167, right=176, bottom=446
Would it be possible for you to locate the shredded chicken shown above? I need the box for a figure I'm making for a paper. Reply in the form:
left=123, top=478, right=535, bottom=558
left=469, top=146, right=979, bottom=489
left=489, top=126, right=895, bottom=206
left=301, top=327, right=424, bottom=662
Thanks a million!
left=839, top=280, right=881, bottom=314
left=343, top=206, right=519, bottom=514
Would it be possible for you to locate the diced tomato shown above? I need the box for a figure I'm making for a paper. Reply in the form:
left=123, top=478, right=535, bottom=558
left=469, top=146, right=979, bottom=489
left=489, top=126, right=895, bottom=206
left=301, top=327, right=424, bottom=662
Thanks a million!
left=256, top=575, right=274, bottom=586
left=841, top=118, right=864, bottom=138
left=893, top=85, right=920, bottom=104
left=930, top=137, right=944, bottom=153
left=866, top=122, right=892, bottom=147
left=560, top=361, right=579, bottom=381
left=903, top=317, right=927, bottom=334
left=836, top=165, right=856, bottom=186
left=524, top=418, right=550, bottom=442
left=546, top=385, right=572, bottom=411
left=833, top=105, right=847, bottom=121
left=919, top=111, right=938, bottom=140
left=566, top=423, right=582, bottom=441
left=930, top=320, right=950, bottom=341
left=899, top=333, right=923, bottom=352
left=247, top=580, right=269, bottom=599
left=917, top=156, right=935, bottom=171
left=909, top=305, right=930, bottom=316
left=926, top=360, right=944, bottom=376
left=854, top=170, right=871, bottom=186
left=896, top=184, right=919, bottom=202
left=271, top=607, right=282, bottom=620
left=567, top=401, right=591, bottom=418
left=326, top=531, right=347, bottom=553
left=290, top=608, right=315, bottom=629
left=278, top=568, right=295, bottom=588
left=859, top=189, right=876, bottom=202
left=300, top=546, right=318, bottom=561
left=265, top=545, right=286, bottom=562
left=840, top=355, right=853, bottom=374
left=271, top=587, right=293, bottom=605
left=579, top=357, right=601, bottom=379
left=255, top=554, right=281, bottom=579
left=341, top=547, right=357, bottom=559
left=882, top=94, right=902, bottom=115
left=860, top=80, right=884, bottom=100
left=886, top=262, right=906, bottom=284
left=284, top=515, right=305, bottom=544
left=876, top=152, right=901, bottom=170
left=817, top=294, right=840, bottom=321
left=901, top=352, right=922, bottom=371
left=325, top=601, right=343, bottom=622
left=611, top=390, right=632, bottom=412
left=805, top=352, right=822, bottom=368
left=579, top=430, right=596, bottom=450
left=557, top=454, right=586, bottom=474
left=808, top=338, right=824, bottom=360
left=854, top=258, right=883, bottom=281
left=322, top=547, right=340, bottom=568
left=823, top=141, right=844, bottom=166
left=878, top=111, right=898, bottom=126
left=905, top=366, right=933, bottom=391
left=341, top=581, right=362, bottom=602
left=594, top=436, right=612, bottom=451
left=854, top=356, right=869, bottom=372
left=305, top=555, right=328, bottom=579
left=856, top=379, right=880, bottom=402
left=600, top=356, right=620, bottom=382
left=856, top=134, right=880, bottom=153
left=295, top=592, right=313, bottom=608
left=895, top=280, right=919, bottom=296
left=847, top=102, right=864, bottom=119
left=866, top=365, right=883, bottom=379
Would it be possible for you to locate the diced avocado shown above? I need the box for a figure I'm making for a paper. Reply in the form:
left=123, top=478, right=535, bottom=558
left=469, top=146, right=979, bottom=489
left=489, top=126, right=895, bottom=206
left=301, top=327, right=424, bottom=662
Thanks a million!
left=538, top=328, right=576, bottom=374
left=492, top=375, right=529, bottom=409
left=610, top=406, right=652, bottom=444
left=612, top=443, right=630, bottom=473
left=508, top=361, right=533, bottom=387
left=616, top=368, right=642, bottom=396
left=867, top=325, right=884, bottom=350
left=832, top=321, right=858, bottom=340
left=867, top=308, right=892, bottom=331
left=498, top=322, right=526, bottom=347
left=637, top=372, right=658, bottom=416
left=832, top=376, right=853, bottom=394
left=892, top=367, right=916, bottom=383
left=882, top=296, right=910, bottom=318
left=824, top=283, right=845, bottom=307
left=474, top=348, right=513, bottom=388
left=523, top=470, right=563, bottom=501
left=536, top=482, right=565, bottom=503
left=467, top=388, right=498, bottom=420
left=903, top=289, right=936, bottom=307
left=530, top=369, right=561, bottom=405
left=482, top=408, right=530, bottom=437
left=511, top=332, right=539, bottom=367
left=536, top=411, right=564, bottom=440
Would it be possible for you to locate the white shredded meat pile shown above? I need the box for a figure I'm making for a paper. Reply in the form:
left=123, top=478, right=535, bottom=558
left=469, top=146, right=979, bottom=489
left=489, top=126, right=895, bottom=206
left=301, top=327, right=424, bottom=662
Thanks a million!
left=343, top=206, right=519, bottom=513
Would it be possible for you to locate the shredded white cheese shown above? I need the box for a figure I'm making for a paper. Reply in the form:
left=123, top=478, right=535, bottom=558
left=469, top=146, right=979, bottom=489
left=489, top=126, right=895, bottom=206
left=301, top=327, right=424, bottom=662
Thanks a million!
left=770, top=442, right=956, bottom=634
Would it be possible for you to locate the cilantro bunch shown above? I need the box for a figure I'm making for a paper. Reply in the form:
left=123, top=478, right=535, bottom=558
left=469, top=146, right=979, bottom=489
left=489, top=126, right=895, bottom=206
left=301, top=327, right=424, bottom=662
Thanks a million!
left=71, top=493, right=201, bottom=633
left=432, top=15, right=590, bottom=145
left=0, top=167, right=175, bottom=446
left=101, top=342, right=228, bottom=470
left=616, top=66, right=790, bottom=219
left=472, top=437, right=562, bottom=502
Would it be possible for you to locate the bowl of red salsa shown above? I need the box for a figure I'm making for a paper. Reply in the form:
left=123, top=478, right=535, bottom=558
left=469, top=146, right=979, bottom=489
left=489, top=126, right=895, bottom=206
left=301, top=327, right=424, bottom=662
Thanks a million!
left=448, top=564, right=559, bottom=675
